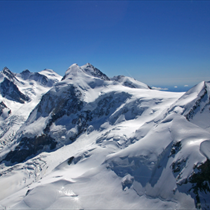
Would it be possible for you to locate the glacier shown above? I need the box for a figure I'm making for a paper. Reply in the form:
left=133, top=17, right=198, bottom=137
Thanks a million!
left=0, top=63, right=210, bottom=209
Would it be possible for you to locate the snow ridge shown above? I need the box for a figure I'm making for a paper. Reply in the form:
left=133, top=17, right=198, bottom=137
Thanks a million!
left=0, top=64, right=210, bottom=210
left=0, top=67, right=62, bottom=152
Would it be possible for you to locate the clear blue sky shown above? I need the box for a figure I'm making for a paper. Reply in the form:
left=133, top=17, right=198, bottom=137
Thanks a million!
left=0, top=0, right=210, bottom=87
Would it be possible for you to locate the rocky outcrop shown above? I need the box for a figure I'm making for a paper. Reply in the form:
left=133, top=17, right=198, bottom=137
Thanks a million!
left=0, top=78, right=30, bottom=103
left=0, top=101, right=11, bottom=118
left=4, top=134, right=57, bottom=164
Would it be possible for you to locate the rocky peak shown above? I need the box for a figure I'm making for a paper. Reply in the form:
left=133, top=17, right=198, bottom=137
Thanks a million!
left=81, top=63, right=110, bottom=81
left=0, top=78, right=30, bottom=103
left=20, top=69, right=31, bottom=80
left=62, top=63, right=110, bottom=82
left=168, top=80, right=210, bottom=131
left=0, top=101, right=11, bottom=119
left=2, top=67, right=18, bottom=82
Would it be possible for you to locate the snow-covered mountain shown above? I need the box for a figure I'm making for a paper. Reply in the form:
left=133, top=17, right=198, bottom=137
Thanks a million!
left=0, top=63, right=210, bottom=210
left=111, top=75, right=151, bottom=89
left=0, top=67, right=62, bottom=151
left=0, top=67, right=30, bottom=104
left=168, top=81, right=210, bottom=132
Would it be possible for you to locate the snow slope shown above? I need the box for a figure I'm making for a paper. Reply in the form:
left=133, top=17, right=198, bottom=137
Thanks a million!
left=111, top=75, right=150, bottom=89
left=168, top=81, right=210, bottom=132
left=0, top=63, right=210, bottom=209
left=0, top=67, right=62, bottom=151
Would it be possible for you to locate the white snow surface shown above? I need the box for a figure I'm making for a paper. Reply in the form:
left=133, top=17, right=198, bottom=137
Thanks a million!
left=39, top=69, right=62, bottom=82
left=0, top=68, right=61, bottom=150
left=0, top=64, right=210, bottom=209
left=111, top=75, right=150, bottom=89
left=169, top=81, right=210, bottom=131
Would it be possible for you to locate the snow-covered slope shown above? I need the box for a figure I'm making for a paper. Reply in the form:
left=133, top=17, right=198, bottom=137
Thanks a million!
left=0, top=67, right=30, bottom=104
left=0, top=67, right=62, bottom=151
left=111, top=75, right=150, bottom=89
left=168, top=81, right=210, bottom=132
left=0, top=63, right=210, bottom=210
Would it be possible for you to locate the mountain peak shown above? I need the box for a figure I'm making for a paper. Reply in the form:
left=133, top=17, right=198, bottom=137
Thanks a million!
left=62, top=63, right=110, bottom=81
left=2, top=67, right=18, bottom=82
left=61, top=63, right=82, bottom=81
left=168, top=80, right=210, bottom=131
left=81, top=63, right=110, bottom=81
left=83, top=63, right=94, bottom=68
left=111, top=75, right=150, bottom=89
left=21, top=69, right=31, bottom=74
left=39, top=69, right=62, bottom=82
left=68, top=63, right=79, bottom=69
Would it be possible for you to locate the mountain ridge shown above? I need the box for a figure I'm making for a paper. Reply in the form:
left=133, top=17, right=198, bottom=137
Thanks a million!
left=0, top=64, right=210, bottom=209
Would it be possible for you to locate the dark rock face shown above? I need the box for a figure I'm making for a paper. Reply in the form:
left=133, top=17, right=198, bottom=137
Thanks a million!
left=0, top=101, right=7, bottom=115
left=82, top=63, right=110, bottom=81
left=20, top=69, right=31, bottom=80
left=35, top=85, right=83, bottom=119
left=92, top=92, right=131, bottom=120
left=0, top=67, right=30, bottom=103
left=2, top=67, right=17, bottom=82
left=0, top=101, right=11, bottom=117
left=170, top=141, right=182, bottom=157
left=40, top=84, right=89, bottom=142
left=0, top=78, right=30, bottom=103
left=67, top=156, right=74, bottom=165
left=189, top=159, right=210, bottom=209
left=4, top=134, right=57, bottom=164
left=185, top=86, right=209, bottom=121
